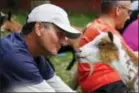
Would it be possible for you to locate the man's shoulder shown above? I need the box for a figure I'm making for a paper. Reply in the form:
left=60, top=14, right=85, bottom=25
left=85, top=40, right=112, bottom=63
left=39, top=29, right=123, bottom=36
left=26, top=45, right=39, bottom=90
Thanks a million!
left=1, top=33, right=23, bottom=47
left=85, top=18, right=117, bottom=37
left=1, top=33, right=32, bottom=64
left=80, top=18, right=115, bottom=46
left=88, top=19, right=111, bottom=32
left=1, top=33, right=27, bottom=53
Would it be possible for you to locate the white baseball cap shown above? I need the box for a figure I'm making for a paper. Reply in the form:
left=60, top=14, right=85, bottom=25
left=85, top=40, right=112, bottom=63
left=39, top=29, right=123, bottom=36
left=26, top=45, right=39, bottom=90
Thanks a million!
left=131, top=1, right=138, bottom=11
left=27, top=4, right=81, bottom=39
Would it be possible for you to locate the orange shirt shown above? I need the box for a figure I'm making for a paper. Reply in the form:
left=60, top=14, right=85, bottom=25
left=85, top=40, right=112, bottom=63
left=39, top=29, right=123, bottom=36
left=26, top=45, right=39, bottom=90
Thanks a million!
left=80, top=19, right=123, bottom=46
left=78, top=18, right=123, bottom=93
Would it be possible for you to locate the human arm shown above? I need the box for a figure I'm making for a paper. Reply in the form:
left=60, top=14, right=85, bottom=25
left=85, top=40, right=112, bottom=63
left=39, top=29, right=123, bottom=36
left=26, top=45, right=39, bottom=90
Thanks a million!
left=79, top=25, right=99, bottom=47
left=2, top=52, right=56, bottom=92
left=8, top=80, right=56, bottom=92
left=46, top=75, right=76, bottom=92
left=36, top=57, right=76, bottom=92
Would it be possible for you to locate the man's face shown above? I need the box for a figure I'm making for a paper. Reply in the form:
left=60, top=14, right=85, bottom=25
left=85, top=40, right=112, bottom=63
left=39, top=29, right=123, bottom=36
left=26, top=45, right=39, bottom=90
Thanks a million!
left=116, top=1, right=132, bottom=30
left=35, top=23, right=67, bottom=56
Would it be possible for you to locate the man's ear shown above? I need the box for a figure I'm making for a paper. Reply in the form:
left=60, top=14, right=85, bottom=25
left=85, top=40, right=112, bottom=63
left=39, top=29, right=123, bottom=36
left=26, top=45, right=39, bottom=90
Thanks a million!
left=115, top=7, right=121, bottom=16
left=34, top=22, right=43, bottom=36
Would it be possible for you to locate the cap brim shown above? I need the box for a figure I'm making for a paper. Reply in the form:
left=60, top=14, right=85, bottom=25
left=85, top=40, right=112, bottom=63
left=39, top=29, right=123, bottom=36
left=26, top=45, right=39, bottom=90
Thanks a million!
left=54, top=23, right=81, bottom=39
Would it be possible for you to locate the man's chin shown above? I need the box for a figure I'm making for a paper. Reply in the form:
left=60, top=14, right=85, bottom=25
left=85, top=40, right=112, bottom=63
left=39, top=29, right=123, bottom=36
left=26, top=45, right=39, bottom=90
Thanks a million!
left=43, top=51, right=57, bottom=56
left=50, top=51, right=58, bottom=56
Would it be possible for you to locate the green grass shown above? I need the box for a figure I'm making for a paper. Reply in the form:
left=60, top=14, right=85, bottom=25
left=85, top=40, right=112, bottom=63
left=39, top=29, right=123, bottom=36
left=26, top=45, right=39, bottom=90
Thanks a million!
left=48, top=52, right=81, bottom=92
left=15, top=14, right=26, bottom=25
left=49, top=52, right=74, bottom=84
left=69, top=13, right=97, bottom=27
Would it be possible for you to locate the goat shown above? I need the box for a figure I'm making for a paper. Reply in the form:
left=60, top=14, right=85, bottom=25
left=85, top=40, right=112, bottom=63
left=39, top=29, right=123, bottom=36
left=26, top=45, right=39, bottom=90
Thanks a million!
left=77, top=31, right=138, bottom=92
left=0, top=11, right=22, bottom=33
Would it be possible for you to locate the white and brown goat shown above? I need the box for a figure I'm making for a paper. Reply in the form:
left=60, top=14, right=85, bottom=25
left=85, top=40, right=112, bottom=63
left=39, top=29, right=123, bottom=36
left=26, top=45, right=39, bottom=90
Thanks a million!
left=77, top=31, right=138, bottom=92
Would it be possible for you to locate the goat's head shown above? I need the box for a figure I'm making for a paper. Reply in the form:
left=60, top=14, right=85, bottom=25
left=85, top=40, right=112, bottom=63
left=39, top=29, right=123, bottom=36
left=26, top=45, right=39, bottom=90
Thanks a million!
left=77, top=32, right=122, bottom=63
left=0, top=11, right=22, bottom=32
left=0, top=12, right=7, bottom=28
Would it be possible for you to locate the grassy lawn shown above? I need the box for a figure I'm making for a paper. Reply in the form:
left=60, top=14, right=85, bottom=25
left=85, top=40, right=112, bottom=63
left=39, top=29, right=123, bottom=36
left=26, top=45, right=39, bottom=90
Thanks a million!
left=2, top=12, right=97, bottom=92
left=48, top=52, right=81, bottom=92
left=69, top=13, right=97, bottom=27
left=14, top=12, right=97, bottom=27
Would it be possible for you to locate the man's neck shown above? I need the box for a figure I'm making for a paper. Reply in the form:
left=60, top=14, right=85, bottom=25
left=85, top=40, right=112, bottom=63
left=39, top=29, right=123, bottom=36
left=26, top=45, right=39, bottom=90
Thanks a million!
left=99, top=15, right=116, bottom=29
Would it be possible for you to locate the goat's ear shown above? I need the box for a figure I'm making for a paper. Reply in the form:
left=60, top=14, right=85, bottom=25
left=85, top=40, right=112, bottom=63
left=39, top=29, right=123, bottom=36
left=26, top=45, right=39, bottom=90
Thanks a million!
left=0, top=12, right=2, bottom=16
left=108, top=31, right=113, bottom=42
left=0, top=12, right=5, bottom=17
left=7, top=11, right=12, bottom=21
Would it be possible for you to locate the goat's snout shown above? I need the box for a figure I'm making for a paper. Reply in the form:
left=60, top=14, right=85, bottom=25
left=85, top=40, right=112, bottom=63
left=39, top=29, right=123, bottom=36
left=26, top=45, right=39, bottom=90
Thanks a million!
left=75, top=48, right=82, bottom=58
left=74, top=48, right=82, bottom=53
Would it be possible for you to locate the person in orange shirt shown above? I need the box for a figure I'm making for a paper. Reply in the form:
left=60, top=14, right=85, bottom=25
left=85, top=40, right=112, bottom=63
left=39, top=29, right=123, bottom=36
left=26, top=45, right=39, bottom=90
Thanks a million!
left=78, top=0, right=138, bottom=93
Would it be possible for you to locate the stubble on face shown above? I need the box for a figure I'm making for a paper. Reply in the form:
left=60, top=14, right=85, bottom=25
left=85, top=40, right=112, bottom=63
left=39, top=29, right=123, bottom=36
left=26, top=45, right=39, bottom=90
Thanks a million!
left=38, top=24, right=61, bottom=56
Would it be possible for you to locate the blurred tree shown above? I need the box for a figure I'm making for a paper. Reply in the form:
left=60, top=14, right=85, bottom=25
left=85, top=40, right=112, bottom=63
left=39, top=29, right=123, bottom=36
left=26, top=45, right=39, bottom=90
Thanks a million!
left=7, top=0, right=20, bottom=10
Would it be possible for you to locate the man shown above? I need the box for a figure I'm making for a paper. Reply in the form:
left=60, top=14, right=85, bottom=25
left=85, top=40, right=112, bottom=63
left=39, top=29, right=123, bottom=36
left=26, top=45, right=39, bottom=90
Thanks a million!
left=78, top=0, right=138, bottom=93
left=120, top=0, right=139, bottom=34
left=1, top=4, right=80, bottom=92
